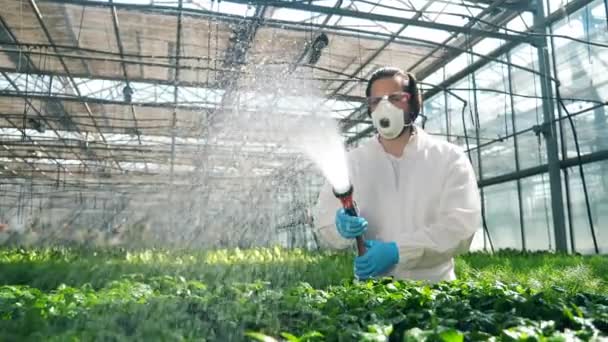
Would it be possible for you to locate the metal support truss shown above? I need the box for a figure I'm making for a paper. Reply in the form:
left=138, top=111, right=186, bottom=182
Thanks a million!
left=28, top=0, right=124, bottom=172
left=0, top=16, right=82, bottom=134
left=410, top=1, right=517, bottom=80
left=0, top=72, right=93, bottom=173
left=329, top=1, right=435, bottom=99
left=170, top=0, right=183, bottom=184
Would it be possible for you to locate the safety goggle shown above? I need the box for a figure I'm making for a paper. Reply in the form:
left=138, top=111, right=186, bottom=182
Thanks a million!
left=366, top=91, right=412, bottom=108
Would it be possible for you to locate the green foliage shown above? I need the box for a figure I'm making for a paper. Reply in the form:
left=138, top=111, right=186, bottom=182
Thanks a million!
left=0, top=246, right=607, bottom=341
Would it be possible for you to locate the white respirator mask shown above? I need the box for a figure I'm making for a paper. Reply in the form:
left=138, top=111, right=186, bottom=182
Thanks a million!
left=370, top=98, right=412, bottom=140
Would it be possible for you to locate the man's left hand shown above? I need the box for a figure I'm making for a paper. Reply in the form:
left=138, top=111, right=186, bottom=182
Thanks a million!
left=354, top=240, right=400, bottom=279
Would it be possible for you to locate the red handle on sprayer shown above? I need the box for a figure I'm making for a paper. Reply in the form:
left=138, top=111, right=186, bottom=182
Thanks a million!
left=333, top=185, right=366, bottom=256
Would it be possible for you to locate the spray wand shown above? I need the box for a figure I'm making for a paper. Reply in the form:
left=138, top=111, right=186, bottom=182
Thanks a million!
left=333, top=184, right=366, bottom=256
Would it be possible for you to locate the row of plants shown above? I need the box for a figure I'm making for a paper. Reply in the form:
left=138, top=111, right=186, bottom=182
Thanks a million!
left=1, top=246, right=607, bottom=341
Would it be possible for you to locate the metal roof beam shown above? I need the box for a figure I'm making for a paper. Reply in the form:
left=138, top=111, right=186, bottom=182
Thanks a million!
left=109, top=0, right=147, bottom=172
left=169, top=0, right=183, bottom=184
left=213, top=5, right=267, bottom=125
left=16, top=2, right=435, bottom=50
left=0, top=116, right=70, bottom=175
left=328, top=1, right=435, bottom=99
left=339, top=0, right=513, bottom=135
left=0, top=91, right=363, bottom=122
left=0, top=72, right=94, bottom=173
left=0, top=16, right=83, bottom=134
left=28, top=0, right=123, bottom=172
left=7, top=3, right=537, bottom=84
left=109, top=0, right=142, bottom=139
left=464, top=0, right=532, bottom=11
left=0, top=146, right=64, bottom=185
left=222, top=0, right=531, bottom=42
left=409, top=0, right=516, bottom=79
left=0, top=65, right=365, bottom=102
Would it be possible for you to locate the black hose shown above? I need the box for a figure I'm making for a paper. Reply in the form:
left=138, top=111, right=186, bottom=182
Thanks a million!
left=462, top=98, right=494, bottom=253
left=469, top=67, right=495, bottom=253
left=506, top=51, right=527, bottom=252
left=460, top=102, right=472, bottom=162
left=555, top=88, right=600, bottom=254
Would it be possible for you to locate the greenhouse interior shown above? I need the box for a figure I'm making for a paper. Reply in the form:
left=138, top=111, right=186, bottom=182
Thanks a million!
left=0, top=0, right=607, bottom=340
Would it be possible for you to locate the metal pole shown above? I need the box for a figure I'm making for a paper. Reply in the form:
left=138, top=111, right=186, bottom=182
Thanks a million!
left=471, top=68, right=494, bottom=252
left=545, top=0, right=576, bottom=252
left=532, top=0, right=568, bottom=252
left=170, top=0, right=183, bottom=185
left=506, top=51, right=526, bottom=251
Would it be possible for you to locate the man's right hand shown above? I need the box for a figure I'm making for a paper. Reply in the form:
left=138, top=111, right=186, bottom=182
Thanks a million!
left=335, top=208, right=368, bottom=239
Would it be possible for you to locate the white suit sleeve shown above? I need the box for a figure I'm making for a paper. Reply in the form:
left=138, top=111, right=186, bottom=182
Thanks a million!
left=394, top=150, right=481, bottom=271
left=311, top=181, right=354, bottom=250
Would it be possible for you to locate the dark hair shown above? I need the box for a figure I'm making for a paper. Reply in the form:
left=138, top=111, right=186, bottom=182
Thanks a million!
left=365, top=67, right=422, bottom=120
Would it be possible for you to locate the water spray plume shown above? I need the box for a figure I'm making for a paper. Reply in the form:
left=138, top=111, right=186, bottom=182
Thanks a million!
left=289, top=108, right=365, bottom=256
left=1, top=64, right=365, bottom=251
left=293, top=116, right=351, bottom=194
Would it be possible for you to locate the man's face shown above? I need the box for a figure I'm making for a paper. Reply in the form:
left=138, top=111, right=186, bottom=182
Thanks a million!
left=368, top=75, right=411, bottom=113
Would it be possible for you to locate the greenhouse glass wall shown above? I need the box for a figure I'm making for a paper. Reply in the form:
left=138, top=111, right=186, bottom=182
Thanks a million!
left=414, top=0, right=608, bottom=254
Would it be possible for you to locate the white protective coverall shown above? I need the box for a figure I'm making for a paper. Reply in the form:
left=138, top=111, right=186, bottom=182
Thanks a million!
left=312, top=126, right=482, bottom=283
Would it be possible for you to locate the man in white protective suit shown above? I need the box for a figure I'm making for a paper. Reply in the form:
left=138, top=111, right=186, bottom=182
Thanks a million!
left=312, top=67, right=482, bottom=284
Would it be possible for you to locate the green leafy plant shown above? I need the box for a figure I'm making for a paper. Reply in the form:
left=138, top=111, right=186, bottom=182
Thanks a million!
left=0, top=246, right=606, bottom=341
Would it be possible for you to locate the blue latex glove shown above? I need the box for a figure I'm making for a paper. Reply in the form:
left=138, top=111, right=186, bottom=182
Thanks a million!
left=335, top=208, right=368, bottom=239
left=354, top=240, right=399, bottom=280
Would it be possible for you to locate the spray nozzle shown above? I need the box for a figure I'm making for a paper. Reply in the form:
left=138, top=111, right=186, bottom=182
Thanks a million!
left=333, top=184, right=356, bottom=217
left=333, top=183, right=353, bottom=198
left=332, top=183, right=366, bottom=257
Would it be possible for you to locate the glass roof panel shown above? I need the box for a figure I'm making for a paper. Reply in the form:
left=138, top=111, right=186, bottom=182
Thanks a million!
left=80, top=0, right=513, bottom=43
left=422, top=69, right=444, bottom=88
left=325, top=99, right=361, bottom=119
left=472, top=38, right=505, bottom=63
left=345, top=122, right=370, bottom=134
left=352, top=0, right=416, bottom=18
left=591, top=1, right=606, bottom=17
left=114, top=0, right=153, bottom=4
left=270, top=7, right=328, bottom=23
left=506, top=12, right=533, bottom=32
left=330, top=15, right=396, bottom=34
left=0, top=77, right=10, bottom=92
left=443, top=53, right=469, bottom=79
left=84, top=0, right=256, bottom=17
left=546, top=0, right=565, bottom=14
left=400, top=26, right=453, bottom=44
left=211, top=2, right=253, bottom=16
left=424, top=1, right=476, bottom=27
